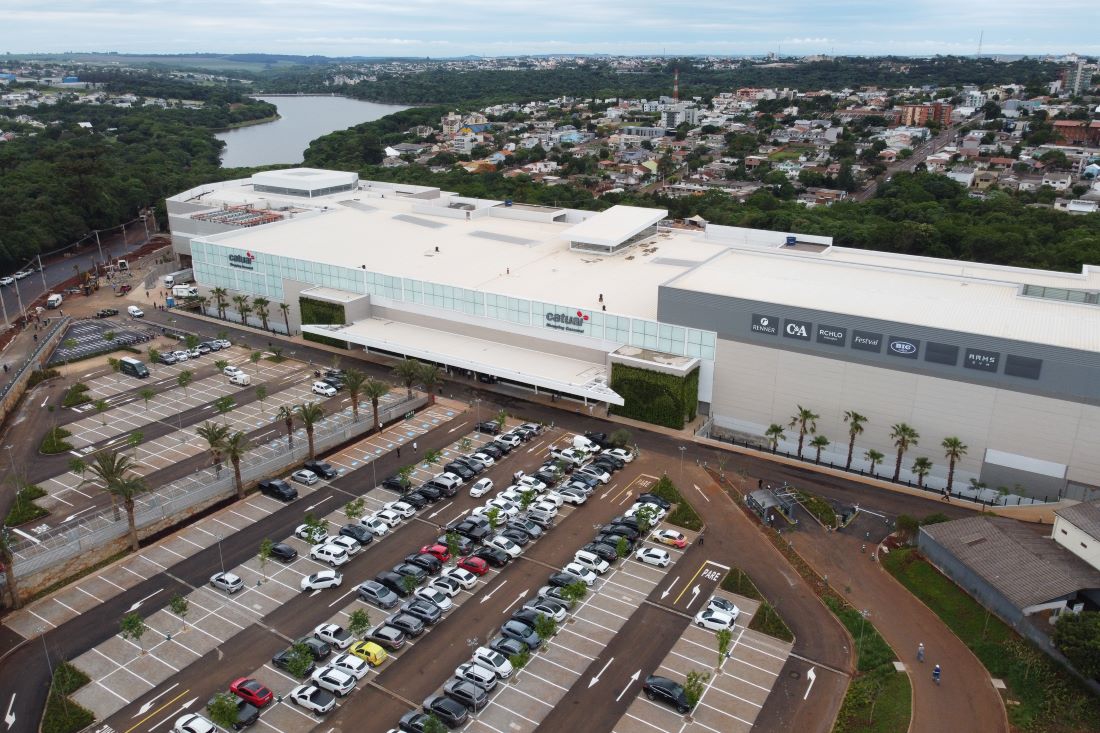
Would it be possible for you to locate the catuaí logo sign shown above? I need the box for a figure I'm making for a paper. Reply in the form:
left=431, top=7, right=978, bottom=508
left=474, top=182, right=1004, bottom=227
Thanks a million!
left=545, top=309, right=589, bottom=333
left=228, top=251, right=256, bottom=270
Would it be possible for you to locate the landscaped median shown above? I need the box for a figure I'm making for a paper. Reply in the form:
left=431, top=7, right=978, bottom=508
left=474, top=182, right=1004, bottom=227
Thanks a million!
left=42, top=661, right=94, bottom=733
left=883, top=548, right=1100, bottom=732
left=720, top=568, right=794, bottom=642
left=649, top=474, right=703, bottom=531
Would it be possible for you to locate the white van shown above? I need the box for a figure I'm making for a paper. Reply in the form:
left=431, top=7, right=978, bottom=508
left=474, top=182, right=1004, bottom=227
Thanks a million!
left=573, top=549, right=610, bottom=575
left=172, top=285, right=198, bottom=298
left=228, top=373, right=251, bottom=386
left=162, top=275, right=175, bottom=288
left=571, top=435, right=597, bottom=452
left=46, top=293, right=63, bottom=309
left=127, top=305, right=144, bottom=318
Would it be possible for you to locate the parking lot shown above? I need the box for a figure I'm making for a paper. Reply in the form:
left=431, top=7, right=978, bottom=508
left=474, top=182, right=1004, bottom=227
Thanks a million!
left=48, top=318, right=158, bottom=365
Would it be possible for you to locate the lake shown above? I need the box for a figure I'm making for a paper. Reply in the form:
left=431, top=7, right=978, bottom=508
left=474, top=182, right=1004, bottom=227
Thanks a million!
left=216, top=95, right=410, bottom=168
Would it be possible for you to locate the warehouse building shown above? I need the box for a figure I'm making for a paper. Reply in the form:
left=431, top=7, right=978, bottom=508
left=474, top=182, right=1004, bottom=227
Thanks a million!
left=166, top=168, right=1100, bottom=498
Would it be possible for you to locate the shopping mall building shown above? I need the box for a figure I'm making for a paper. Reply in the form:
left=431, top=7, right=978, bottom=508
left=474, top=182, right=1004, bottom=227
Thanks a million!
left=166, top=168, right=1100, bottom=499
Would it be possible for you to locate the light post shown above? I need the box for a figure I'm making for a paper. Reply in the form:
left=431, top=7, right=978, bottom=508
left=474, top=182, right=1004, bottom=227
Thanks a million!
left=40, top=627, right=54, bottom=679
left=5, top=444, right=15, bottom=474
left=678, top=446, right=686, bottom=479
left=474, top=398, right=481, bottom=426
left=12, top=277, right=24, bottom=320
left=858, top=609, right=869, bottom=656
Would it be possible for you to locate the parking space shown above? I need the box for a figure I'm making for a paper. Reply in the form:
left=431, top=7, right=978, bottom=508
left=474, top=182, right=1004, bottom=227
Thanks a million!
left=48, top=319, right=158, bottom=365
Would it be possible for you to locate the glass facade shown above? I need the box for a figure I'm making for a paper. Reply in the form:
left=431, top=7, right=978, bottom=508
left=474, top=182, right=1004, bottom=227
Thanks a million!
left=192, top=240, right=716, bottom=360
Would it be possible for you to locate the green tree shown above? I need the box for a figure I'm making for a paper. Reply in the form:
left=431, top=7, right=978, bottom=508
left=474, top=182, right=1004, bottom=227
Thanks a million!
left=486, top=506, right=502, bottom=529
left=177, top=369, right=193, bottom=398
left=250, top=350, right=262, bottom=366
left=119, top=612, right=147, bottom=653
left=716, top=627, right=733, bottom=666
left=211, top=287, right=229, bottom=319
left=616, top=536, right=630, bottom=560
left=196, top=421, right=229, bottom=477
left=864, top=449, right=885, bottom=476
left=84, top=450, right=147, bottom=551
left=401, top=573, right=419, bottom=595
left=147, top=347, right=160, bottom=369
left=258, top=538, right=273, bottom=580
left=232, top=295, right=250, bottom=325
left=214, top=359, right=229, bottom=373
left=519, top=490, right=536, bottom=512
left=809, top=434, right=830, bottom=464
left=788, top=405, right=819, bottom=458
left=206, top=692, right=240, bottom=730
left=495, top=409, right=508, bottom=430
left=533, top=613, right=557, bottom=650
left=393, top=358, right=423, bottom=397
left=343, top=368, right=368, bottom=423
left=223, top=431, right=250, bottom=500
left=348, top=608, right=372, bottom=639
left=764, top=423, right=785, bottom=451
left=345, top=498, right=366, bottom=522
left=684, top=670, right=710, bottom=709
left=252, top=296, right=270, bottom=331
left=843, top=410, right=868, bottom=470
left=284, top=642, right=314, bottom=678
left=633, top=504, right=657, bottom=534
left=169, top=593, right=189, bottom=632
left=889, top=423, right=920, bottom=481
left=609, top=428, right=632, bottom=448
left=445, top=531, right=462, bottom=562
left=911, top=457, right=934, bottom=488
left=139, top=388, right=155, bottom=410
left=363, top=378, right=389, bottom=429
left=184, top=334, right=199, bottom=352
left=67, top=457, right=87, bottom=481
left=459, top=437, right=473, bottom=452
left=126, top=430, right=143, bottom=459
left=418, top=363, right=443, bottom=404
left=107, top=357, right=120, bottom=374
left=296, top=402, right=325, bottom=458
left=94, top=398, right=109, bottom=426
left=942, top=437, right=968, bottom=492
left=279, top=302, right=292, bottom=334
left=214, top=395, right=236, bottom=424
left=255, top=384, right=268, bottom=413
left=397, top=464, right=415, bottom=493
left=1053, top=611, right=1100, bottom=679
left=895, top=514, right=920, bottom=544
left=508, top=648, right=531, bottom=671
left=424, top=449, right=443, bottom=466
left=562, top=581, right=588, bottom=609
left=277, top=405, right=295, bottom=447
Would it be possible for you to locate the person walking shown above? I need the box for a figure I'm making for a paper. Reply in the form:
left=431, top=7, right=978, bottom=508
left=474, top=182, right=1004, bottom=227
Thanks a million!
left=932, top=664, right=941, bottom=685
left=396, top=446, right=401, bottom=458
left=413, top=441, right=418, bottom=452
left=917, top=643, right=925, bottom=663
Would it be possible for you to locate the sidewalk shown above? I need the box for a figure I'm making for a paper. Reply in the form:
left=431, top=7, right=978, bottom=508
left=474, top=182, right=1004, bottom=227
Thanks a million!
left=0, top=324, right=44, bottom=393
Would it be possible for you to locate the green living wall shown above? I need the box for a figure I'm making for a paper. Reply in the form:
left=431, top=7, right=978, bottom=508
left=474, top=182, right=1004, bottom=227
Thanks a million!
left=609, top=363, right=699, bottom=429
left=300, top=297, right=350, bottom=349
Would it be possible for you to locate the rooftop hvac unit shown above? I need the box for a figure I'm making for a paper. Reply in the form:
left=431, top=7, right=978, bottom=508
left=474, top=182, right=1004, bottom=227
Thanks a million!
left=784, top=235, right=797, bottom=246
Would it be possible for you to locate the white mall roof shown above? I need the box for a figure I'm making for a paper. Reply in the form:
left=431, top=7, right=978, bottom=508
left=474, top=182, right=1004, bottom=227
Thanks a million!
left=251, top=168, right=356, bottom=192
left=562, top=205, right=666, bottom=247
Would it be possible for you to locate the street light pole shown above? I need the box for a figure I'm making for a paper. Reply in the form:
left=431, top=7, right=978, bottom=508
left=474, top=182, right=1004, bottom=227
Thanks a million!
left=678, top=446, right=686, bottom=479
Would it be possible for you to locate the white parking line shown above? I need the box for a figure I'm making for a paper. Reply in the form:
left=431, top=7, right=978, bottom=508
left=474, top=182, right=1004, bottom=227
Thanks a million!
left=94, top=679, right=133, bottom=704
left=53, top=598, right=81, bottom=615
left=497, top=681, right=556, bottom=707
left=511, top=666, right=569, bottom=692
left=624, top=711, right=667, bottom=733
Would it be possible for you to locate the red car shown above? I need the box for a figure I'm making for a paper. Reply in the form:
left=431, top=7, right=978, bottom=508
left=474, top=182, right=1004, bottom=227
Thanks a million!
left=420, top=544, right=452, bottom=563
left=229, top=677, right=274, bottom=708
left=456, top=556, right=489, bottom=576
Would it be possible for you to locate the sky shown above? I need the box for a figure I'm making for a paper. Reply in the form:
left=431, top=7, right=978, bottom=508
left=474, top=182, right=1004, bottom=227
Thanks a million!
left=1, top=0, right=1097, bottom=58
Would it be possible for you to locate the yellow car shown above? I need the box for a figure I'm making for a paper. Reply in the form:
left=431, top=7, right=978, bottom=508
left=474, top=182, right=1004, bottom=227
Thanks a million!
left=348, top=641, right=388, bottom=667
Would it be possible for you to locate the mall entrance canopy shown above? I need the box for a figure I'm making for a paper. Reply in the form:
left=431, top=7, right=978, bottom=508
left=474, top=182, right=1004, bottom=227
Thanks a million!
left=303, top=319, right=624, bottom=406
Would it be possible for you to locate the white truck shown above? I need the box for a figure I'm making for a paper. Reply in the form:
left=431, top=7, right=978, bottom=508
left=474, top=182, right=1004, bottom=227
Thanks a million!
left=172, top=285, right=198, bottom=298
left=162, top=268, right=194, bottom=289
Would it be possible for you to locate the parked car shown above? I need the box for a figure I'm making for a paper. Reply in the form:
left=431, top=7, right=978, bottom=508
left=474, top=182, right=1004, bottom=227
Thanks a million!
left=440, top=566, right=479, bottom=589
left=339, top=524, right=375, bottom=546
left=643, top=674, right=690, bottom=714
left=375, top=572, right=411, bottom=597
left=652, top=529, right=687, bottom=548
left=414, top=586, right=454, bottom=611
left=456, top=556, right=489, bottom=576
left=310, top=665, right=356, bottom=697
left=313, top=623, right=353, bottom=649
left=229, top=678, right=273, bottom=708
left=386, top=612, right=425, bottom=638
left=347, top=641, right=388, bottom=667
left=294, top=637, right=332, bottom=661
left=96, top=307, right=120, bottom=318
left=475, top=421, right=501, bottom=435
left=708, top=596, right=741, bottom=616
left=384, top=500, right=417, bottom=518
left=470, top=477, right=494, bottom=497
left=288, top=685, right=335, bottom=715
left=402, top=598, right=443, bottom=625
left=329, top=652, right=370, bottom=680
left=471, top=547, right=510, bottom=568
left=366, top=624, right=407, bottom=651
left=173, top=714, right=216, bottom=733
left=258, top=479, right=298, bottom=502
left=603, top=447, right=635, bottom=463
left=404, top=553, right=443, bottom=575
left=381, top=475, right=408, bottom=492
left=694, top=608, right=739, bottom=631
left=357, top=580, right=400, bottom=609
left=423, top=695, right=469, bottom=728
left=303, top=460, right=338, bottom=479
left=560, top=562, right=597, bottom=586
left=210, top=572, right=244, bottom=594
left=454, top=662, right=498, bottom=692
left=310, top=544, right=349, bottom=567
left=443, top=679, right=489, bottom=711
left=471, top=646, right=513, bottom=679
left=300, top=570, right=343, bottom=591
left=272, top=648, right=316, bottom=676
left=311, top=381, right=337, bottom=397
left=291, top=469, right=319, bottom=485
left=206, top=694, right=258, bottom=730
left=635, top=547, right=671, bottom=567
left=392, top=562, right=428, bottom=585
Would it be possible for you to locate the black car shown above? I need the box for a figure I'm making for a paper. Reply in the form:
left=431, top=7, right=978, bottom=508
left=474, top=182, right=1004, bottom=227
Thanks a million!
left=489, top=635, right=526, bottom=658
left=401, top=491, right=429, bottom=509
left=402, top=599, right=443, bottom=625
left=442, top=679, right=489, bottom=712
left=398, top=711, right=434, bottom=733
left=208, top=693, right=258, bottom=729
left=611, top=515, right=642, bottom=530
left=424, top=695, right=469, bottom=728
left=405, top=553, right=442, bottom=575
left=339, top=524, right=375, bottom=546
left=490, top=439, right=514, bottom=454
left=451, top=520, right=491, bottom=543
left=603, top=523, right=640, bottom=541
left=322, top=376, right=344, bottom=390
left=456, top=456, right=485, bottom=473
left=475, top=421, right=501, bottom=435
left=505, top=520, right=542, bottom=539
left=295, top=636, right=331, bottom=660
left=499, top=528, right=530, bottom=546
left=324, top=369, right=346, bottom=382
left=201, top=340, right=222, bottom=352
left=472, top=547, right=510, bottom=568
left=436, top=534, right=475, bottom=555
left=444, top=462, right=475, bottom=480
left=375, top=571, right=412, bottom=597
left=416, top=484, right=444, bottom=501
left=382, top=476, right=408, bottom=492
left=271, top=647, right=316, bottom=676
left=158, top=352, right=179, bottom=365
left=479, top=444, right=504, bottom=460
left=581, top=542, right=619, bottom=562
left=357, top=580, right=401, bottom=609
left=636, top=493, right=672, bottom=510
left=258, top=479, right=298, bottom=502
left=593, top=454, right=624, bottom=470
left=387, top=612, right=425, bottom=637
left=269, top=542, right=299, bottom=563
left=643, top=674, right=690, bottom=714
left=303, top=460, right=338, bottom=479
left=510, top=608, right=545, bottom=629
left=533, top=469, right=559, bottom=486
left=392, top=563, right=428, bottom=585
left=594, top=533, right=634, bottom=553
left=584, top=432, right=612, bottom=449
left=367, top=624, right=407, bottom=651
left=546, top=572, right=576, bottom=588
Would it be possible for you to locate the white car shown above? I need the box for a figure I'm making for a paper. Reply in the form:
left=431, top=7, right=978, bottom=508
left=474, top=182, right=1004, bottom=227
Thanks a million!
left=498, top=488, right=524, bottom=504
left=0, top=277, right=13, bottom=287
left=329, top=652, right=370, bottom=680
left=472, top=646, right=514, bottom=679
left=430, top=576, right=463, bottom=597
left=328, top=535, right=361, bottom=556
left=707, top=596, right=742, bottom=618
left=127, top=305, right=144, bottom=318
left=539, top=491, right=564, bottom=508
left=173, top=713, right=216, bottom=733
left=314, top=623, right=354, bottom=649
left=559, top=488, right=587, bottom=505
left=470, top=478, right=494, bottom=497
left=531, top=500, right=559, bottom=517
left=495, top=434, right=521, bottom=448
left=486, top=498, right=520, bottom=517
left=467, top=451, right=493, bottom=467
left=486, top=535, right=522, bottom=558
left=560, top=562, right=597, bottom=586
left=383, top=500, right=416, bottom=518
left=310, top=543, right=350, bottom=567
left=301, top=570, right=343, bottom=591
left=634, top=547, right=671, bottom=567
left=414, top=586, right=454, bottom=611
left=12, top=270, right=30, bottom=280
left=371, top=509, right=403, bottom=527
left=695, top=608, right=739, bottom=631
left=289, top=684, right=336, bottom=714
left=209, top=571, right=243, bottom=594
left=455, top=662, right=499, bottom=692
left=441, top=566, right=478, bottom=590
left=516, top=476, right=547, bottom=492
left=172, top=350, right=190, bottom=362
left=311, top=665, right=356, bottom=696
left=295, top=524, right=331, bottom=544
left=522, top=598, right=568, bottom=623
left=359, top=516, right=389, bottom=537
left=223, top=365, right=242, bottom=377
left=626, top=503, right=667, bottom=522
left=312, top=381, right=337, bottom=397
left=215, top=338, right=232, bottom=349
left=291, top=469, right=319, bottom=485
left=577, top=466, right=611, bottom=484
left=603, top=448, right=634, bottom=463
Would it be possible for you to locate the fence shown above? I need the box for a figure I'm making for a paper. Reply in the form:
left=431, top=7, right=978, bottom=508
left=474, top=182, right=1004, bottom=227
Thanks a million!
left=0, top=317, right=69, bottom=424
left=9, top=393, right=427, bottom=578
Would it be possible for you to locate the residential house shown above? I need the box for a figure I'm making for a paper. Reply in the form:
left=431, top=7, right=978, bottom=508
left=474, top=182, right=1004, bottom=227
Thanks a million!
left=1042, top=172, right=1072, bottom=191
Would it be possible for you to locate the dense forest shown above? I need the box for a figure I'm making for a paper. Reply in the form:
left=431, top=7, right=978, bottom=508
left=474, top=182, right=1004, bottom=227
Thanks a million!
left=0, top=93, right=273, bottom=270
left=302, top=108, right=1100, bottom=273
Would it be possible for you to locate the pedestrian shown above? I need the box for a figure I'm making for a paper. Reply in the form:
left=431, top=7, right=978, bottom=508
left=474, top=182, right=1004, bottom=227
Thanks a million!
left=860, top=543, right=866, bottom=553
left=698, top=534, right=704, bottom=546
left=917, top=643, right=925, bottom=663
left=33, top=334, right=37, bottom=343
left=396, top=446, right=401, bottom=458
left=932, top=664, right=941, bottom=685
left=413, top=441, right=418, bottom=452
left=2, top=364, right=7, bottom=373
left=59, top=309, right=64, bottom=316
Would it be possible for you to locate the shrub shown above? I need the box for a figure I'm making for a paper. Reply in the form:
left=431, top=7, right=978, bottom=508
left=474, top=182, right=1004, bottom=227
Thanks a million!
left=720, top=568, right=763, bottom=601
left=748, top=602, right=794, bottom=642
left=666, top=502, right=703, bottom=531
left=62, top=383, right=91, bottom=408
left=5, top=485, right=49, bottom=526
left=41, top=427, right=74, bottom=454
left=41, top=661, right=93, bottom=733
left=28, top=368, right=60, bottom=387
left=796, top=491, right=837, bottom=527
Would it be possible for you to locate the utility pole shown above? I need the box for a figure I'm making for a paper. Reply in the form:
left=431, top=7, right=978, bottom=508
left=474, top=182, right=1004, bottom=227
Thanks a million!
left=37, top=255, right=48, bottom=292
left=94, top=230, right=104, bottom=275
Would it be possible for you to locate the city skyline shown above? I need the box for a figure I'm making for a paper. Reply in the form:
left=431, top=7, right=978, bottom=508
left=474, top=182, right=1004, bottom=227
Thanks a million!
left=1, top=0, right=1097, bottom=58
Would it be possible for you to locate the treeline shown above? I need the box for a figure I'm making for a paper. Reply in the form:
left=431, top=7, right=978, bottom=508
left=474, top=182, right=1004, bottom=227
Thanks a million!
left=0, top=95, right=272, bottom=271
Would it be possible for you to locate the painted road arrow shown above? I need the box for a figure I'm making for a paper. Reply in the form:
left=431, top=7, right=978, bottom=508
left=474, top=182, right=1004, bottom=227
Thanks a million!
left=479, top=580, right=508, bottom=604
left=127, top=589, right=162, bottom=613
left=62, top=507, right=94, bottom=523
left=588, top=657, right=614, bottom=688
left=304, top=496, right=332, bottom=512
left=5, top=694, right=16, bottom=730
left=660, top=576, right=680, bottom=600
left=134, top=682, right=179, bottom=717
left=428, top=502, right=454, bottom=519
left=804, top=667, right=817, bottom=700
left=616, top=670, right=641, bottom=702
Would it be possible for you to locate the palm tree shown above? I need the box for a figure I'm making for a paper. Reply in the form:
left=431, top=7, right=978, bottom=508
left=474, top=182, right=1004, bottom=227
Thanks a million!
left=196, top=421, right=229, bottom=477
left=252, top=297, right=270, bottom=331
left=83, top=450, right=146, bottom=551
left=279, top=302, right=291, bottom=334
left=418, top=363, right=443, bottom=404
left=238, top=302, right=253, bottom=327
left=788, top=405, right=819, bottom=458
left=942, top=437, right=968, bottom=492
left=343, top=369, right=368, bottom=422
left=296, top=402, right=325, bottom=458
left=231, top=295, right=248, bottom=323
left=277, top=405, right=295, bottom=448
left=212, top=287, right=228, bottom=319
left=222, top=431, right=250, bottom=500
left=195, top=295, right=210, bottom=317
left=843, top=410, right=867, bottom=470
left=864, top=449, right=885, bottom=476
left=912, top=457, right=934, bottom=488
left=764, top=423, right=785, bottom=451
left=393, top=358, right=423, bottom=398
left=889, top=423, right=920, bottom=482
left=364, top=379, right=389, bottom=429
left=809, top=434, right=830, bottom=464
